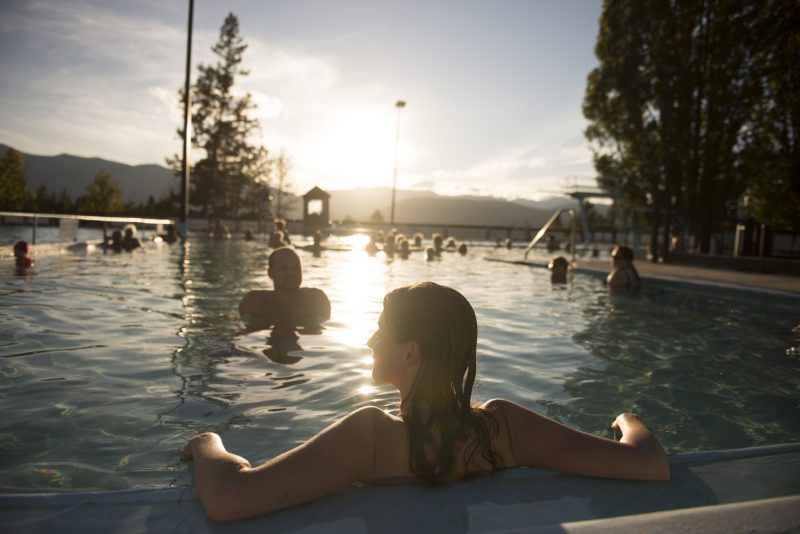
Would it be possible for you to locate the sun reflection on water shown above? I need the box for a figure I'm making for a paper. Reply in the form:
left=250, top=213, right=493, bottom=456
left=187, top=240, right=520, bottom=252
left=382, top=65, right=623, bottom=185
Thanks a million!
left=356, top=384, right=376, bottom=396
left=321, top=234, right=386, bottom=400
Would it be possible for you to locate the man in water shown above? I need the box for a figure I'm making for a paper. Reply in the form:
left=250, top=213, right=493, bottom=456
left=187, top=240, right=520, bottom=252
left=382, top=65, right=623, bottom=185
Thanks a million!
left=238, top=247, right=330, bottom=331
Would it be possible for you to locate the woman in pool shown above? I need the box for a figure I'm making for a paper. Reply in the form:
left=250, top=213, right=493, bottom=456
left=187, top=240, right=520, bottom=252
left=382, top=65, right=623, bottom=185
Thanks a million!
left=606, top=245, right=642, bottom=292
left=183, top=282, right=669, bottom=523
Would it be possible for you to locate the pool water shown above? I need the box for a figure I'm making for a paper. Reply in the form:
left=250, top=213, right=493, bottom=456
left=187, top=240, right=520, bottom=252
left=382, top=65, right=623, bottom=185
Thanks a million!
left=1, top=233, right=798, bottom=493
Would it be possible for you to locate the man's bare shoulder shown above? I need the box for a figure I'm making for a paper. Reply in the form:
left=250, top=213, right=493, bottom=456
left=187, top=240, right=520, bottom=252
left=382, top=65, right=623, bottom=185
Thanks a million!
left=299, top=287, right=329, bottom=299
left=299, top=287, right=331, bottom=319
left=238, top=290, right=276, bottom=314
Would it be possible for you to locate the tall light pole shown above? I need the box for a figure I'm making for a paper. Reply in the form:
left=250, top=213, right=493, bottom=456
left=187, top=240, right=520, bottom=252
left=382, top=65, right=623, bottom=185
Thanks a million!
left=179, top=0, right=194, bottom=239
left=390, top=100, right=406, bottom=225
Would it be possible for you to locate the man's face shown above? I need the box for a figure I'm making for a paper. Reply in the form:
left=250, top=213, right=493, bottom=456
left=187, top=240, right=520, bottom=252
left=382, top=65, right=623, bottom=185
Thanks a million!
left=269, top=249, right=302, bottom=290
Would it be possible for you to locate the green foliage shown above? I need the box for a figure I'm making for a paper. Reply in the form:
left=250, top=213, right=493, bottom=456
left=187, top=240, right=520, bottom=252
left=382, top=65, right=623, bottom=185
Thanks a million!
left=369, top=209, right=384, bottom=223
left=0, top=148, right=33, bottom=210
left=78, top=171, right=124, bottom=215
left=584, top=0, right=800, bottom=251
left=170, top=12, right=271, bottom=223
left=740, top=0, right=800, bottom=230
left=34, top=186, right=75, bottom=213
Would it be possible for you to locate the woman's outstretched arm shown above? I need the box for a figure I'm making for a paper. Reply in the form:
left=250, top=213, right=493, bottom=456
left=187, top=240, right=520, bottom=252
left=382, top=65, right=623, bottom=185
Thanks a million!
left=182, top=406, right=381, bottom=523
left=484, top=400, right=669, bottom=481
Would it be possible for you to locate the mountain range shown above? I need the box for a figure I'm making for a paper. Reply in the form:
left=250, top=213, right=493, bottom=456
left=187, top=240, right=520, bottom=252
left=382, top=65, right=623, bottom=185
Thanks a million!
left=1, top=144, right=173, bottom=204
left=2, top=144, right=596, bottom=227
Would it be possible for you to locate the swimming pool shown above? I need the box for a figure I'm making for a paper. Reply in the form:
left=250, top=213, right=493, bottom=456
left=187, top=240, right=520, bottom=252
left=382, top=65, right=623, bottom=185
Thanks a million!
left=1, top=233, right=798, bottom=493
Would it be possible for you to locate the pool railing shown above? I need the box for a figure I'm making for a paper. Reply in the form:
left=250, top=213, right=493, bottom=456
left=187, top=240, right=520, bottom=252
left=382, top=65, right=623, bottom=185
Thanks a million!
left=0, top=211, right=175, bottom=245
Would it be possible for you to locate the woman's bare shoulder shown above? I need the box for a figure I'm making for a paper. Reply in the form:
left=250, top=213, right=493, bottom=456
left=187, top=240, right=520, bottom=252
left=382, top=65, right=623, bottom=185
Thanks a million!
left=361, top=407, right=413, bottom=483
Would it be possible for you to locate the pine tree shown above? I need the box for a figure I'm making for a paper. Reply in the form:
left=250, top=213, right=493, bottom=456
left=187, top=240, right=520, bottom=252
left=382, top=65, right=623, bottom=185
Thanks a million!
left=170, top=13, right=270, bottom=225
left=78, top=171, right=124, bottom=215
left=0, top=148, right=33, bottom=211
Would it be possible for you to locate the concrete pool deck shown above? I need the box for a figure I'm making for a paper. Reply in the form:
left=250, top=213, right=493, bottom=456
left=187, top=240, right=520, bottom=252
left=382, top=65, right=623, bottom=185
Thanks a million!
left=486, top=255, right=800, bottom=296
left=576, top=257, right=800, bottom=296
left=1, top=444, right=799, bottom=533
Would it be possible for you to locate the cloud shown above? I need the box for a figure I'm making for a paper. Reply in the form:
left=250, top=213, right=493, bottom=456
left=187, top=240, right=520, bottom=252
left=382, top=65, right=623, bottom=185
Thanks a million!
left=401, top=128, right=595, bottom=200
left=248, top=90, right=286, bottom=121
left=0, top=1, right=194, bottom=163
left=1, top=1, right=602, bottom=200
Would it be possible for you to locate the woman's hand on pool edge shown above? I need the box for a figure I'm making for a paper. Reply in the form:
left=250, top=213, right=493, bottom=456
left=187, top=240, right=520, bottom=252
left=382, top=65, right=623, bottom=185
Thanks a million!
left=610, top=413, right=645, bottom=437
left=182, top=432, right=216, bottom=461
left=182, top=432, right=252, bottom=469
left=610, top=413, right=670, bottom=481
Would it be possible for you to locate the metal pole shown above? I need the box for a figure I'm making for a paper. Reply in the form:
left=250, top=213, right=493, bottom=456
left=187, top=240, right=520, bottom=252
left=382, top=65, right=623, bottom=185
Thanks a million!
left=179, top=0, right=194, bottom=239
left=390, top=100, right=406, bottom=225
left=570, top=209, right=576, bottom=262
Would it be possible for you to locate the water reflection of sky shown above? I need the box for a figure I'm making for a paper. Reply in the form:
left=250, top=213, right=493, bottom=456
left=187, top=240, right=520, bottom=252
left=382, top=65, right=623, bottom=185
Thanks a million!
left=0, top=232, right=798, bottom=492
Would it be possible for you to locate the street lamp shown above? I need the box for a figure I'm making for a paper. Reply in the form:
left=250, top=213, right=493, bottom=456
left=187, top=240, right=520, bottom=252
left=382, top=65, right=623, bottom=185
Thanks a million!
left=390, top=100, right=406, bottom=225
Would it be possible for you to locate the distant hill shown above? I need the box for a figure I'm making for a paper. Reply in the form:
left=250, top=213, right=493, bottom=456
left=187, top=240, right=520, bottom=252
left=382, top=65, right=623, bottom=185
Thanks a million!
left=1, top=144, right=174, bottom=204
left=2, top=144, right=594, bottom=226
left=324, top=187, right=561, bottom=227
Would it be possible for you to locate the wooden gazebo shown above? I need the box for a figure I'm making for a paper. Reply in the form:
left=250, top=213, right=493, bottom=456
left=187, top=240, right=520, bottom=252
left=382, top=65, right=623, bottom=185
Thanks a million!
left=302, top=186, right=331, bottom=235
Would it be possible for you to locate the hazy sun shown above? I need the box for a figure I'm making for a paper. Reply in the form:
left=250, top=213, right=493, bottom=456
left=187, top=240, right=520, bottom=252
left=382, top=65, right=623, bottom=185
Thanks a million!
left=311, top=107, right=401, bottom=189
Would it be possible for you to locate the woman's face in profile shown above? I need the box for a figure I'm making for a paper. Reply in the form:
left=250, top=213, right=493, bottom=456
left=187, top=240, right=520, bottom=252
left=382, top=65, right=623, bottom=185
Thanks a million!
left=367, top=314, right=407, bottom=386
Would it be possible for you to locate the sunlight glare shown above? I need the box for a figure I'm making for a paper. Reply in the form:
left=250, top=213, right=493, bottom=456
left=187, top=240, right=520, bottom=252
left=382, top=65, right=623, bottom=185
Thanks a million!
left=311, top=108, right=396, bottom=189
left=344, top=234, right=370, bottom=248
left=322, top=246, right=384, bottom=354
left=356, top=384, right=376, bottom=396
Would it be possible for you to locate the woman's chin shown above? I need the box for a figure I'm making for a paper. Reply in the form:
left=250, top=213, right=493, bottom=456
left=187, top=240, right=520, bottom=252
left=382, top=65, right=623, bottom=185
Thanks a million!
left=371, top=370, right=389, bottom=385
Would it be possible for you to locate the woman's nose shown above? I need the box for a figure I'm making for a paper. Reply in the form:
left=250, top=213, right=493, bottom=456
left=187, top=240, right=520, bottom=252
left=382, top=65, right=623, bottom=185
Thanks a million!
left=367, top=332, right=376, bottom=348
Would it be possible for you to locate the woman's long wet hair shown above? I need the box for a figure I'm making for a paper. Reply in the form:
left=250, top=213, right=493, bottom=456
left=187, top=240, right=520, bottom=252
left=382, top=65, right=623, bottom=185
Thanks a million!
left=382, top=282, right=502, bottom=483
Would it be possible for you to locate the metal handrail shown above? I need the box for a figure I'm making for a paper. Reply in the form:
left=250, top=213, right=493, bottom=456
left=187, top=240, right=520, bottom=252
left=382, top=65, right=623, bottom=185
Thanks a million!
left=0, top=211, right=173, bottom=225
left=0, top=211, right=175, bottom=244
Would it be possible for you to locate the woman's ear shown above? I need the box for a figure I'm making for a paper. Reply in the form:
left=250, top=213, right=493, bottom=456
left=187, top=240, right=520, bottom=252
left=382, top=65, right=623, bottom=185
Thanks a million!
left=405, top=340, right=422, bottom=366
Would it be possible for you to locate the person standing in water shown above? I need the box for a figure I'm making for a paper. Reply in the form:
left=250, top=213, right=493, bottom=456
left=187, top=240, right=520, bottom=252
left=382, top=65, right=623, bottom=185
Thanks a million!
left=238, top=246, right=330, bottom=331
left=13, top=241, right=33, bottom=272
left=549, top=256, right=570, bottom=284
left=606, top=245, right=641, bottom=292
left=185, top=282, right=668, bottom=523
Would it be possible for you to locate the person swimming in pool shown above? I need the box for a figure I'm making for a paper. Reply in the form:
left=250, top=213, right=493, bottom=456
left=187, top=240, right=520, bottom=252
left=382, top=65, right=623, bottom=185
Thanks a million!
left=299, top=230, right=324, bottom=257
left=105, top=229, right=124, bottom=252
left=121, top=224, right=142, bottom=251
left=274, top=218, right=292, bottom=245
left=432, top=233, right=444, bottom=255
left=238, top=246, right=330, bottom=331
left=184, top=281, right=669, bottom=523
left=549, top=255, right=570, bottom=284
left=13, top=240, right=33, bottom=272
left=606, top=245, right=641, bottom=292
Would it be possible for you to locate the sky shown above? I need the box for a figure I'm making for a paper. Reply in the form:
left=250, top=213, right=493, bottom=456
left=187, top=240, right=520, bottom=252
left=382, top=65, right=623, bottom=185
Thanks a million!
left=0, top=0, right=604, bottom=200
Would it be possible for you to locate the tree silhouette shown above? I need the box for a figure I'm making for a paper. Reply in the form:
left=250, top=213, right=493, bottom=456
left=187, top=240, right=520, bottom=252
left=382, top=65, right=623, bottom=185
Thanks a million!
left=169, top=13, right=270, bottom=225
left=79, top=171, right=124, bottom=215
left=0, top=148, right=33, bottom=211
left=584, top=0, right=800, bottom=254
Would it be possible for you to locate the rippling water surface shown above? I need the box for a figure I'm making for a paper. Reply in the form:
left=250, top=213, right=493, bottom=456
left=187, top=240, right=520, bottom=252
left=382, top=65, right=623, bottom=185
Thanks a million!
left=1, top=233, right=798, bottom=492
